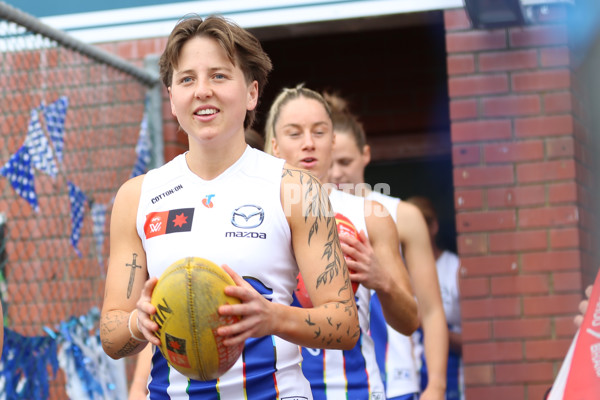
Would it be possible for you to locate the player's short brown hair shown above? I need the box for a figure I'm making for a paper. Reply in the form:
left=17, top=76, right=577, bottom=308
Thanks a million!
left=159, top=15, right=272, bottom=129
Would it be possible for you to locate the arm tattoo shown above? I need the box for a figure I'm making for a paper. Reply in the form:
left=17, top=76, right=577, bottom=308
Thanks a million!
left=285, top=168, right=360, bottom=344
left=283, top=168, right=345, bottom=289
left=126, top=253, right=141, bottom=299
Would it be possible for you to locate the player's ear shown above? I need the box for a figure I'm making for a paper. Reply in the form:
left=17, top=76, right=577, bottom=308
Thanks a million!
left=247, top=81, right=258, bottom=110
left=362, top=145, right=371, bottom=167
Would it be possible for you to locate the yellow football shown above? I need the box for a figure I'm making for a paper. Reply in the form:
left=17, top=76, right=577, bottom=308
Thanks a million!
left=150, top=257, right=243, bottom=381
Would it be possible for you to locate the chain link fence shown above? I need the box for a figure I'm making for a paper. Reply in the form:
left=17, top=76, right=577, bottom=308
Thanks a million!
left=0, top=2, right=159, bottom=398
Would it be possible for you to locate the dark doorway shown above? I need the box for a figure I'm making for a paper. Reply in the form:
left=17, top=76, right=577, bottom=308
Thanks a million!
left=253, top=11, right=456, bottom=251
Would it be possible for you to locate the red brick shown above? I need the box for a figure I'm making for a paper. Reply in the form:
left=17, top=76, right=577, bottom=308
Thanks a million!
left=492, top=274, right=550, bottom=295
left=447, top=54, right=475, bottom=75
left=454, top=189, right=484, bottom=210
left=465, top=386, right=524, bottom=400
left=450, top=99, right=478, bottom=120
left=522, top=250, right=580, bottom=272
left=482, top=94, right=541, bottom=117
left=529, top=384, right=554, bottom=400
left=460, top=255, right=518, bottom=277
left=451, top=119, right=512, bottom=142
left=540, top=46, right=570, bottom=67
left=546, top=136, right=575, bottom=159
left=510, top=25, right=568, bottom=47
left=550, top=228, right=580, bottom=249
left=479, top=49, right=538, bottom=72
left=553, top=271, right=582, bottom=292
left=493, top=318, right=551, bottom=339
left=456, top=210, right=516, bottom=233
left=457, top=234, right=488, bottom=255
left=489, top=230, right=547, bottom=252
left=523, top=293, right=581, bottom=316
left=548, top=182, right=577, bottom=204
left=446, top=30, right=507, bottom=53
left=461, top=276, right=490, bottom=298
left=463, top=320, right=492, bottom=341
left=555, top=315, right=578, bottom=337
left=461, top=297, right=521, bottom=319
left=487, top=185, right=545, bottom=208
left=444, top=9, right=472, bottom=31
left=525, top=339, right=571, bottom=361
left=519, top=205, right=579, bottom=228
left=452, top=145, right=480, bottom=165
left=454, top=165, right=514, bottom=187
left=544, top=91, right=572, bottom=113
left=495, top=362, right=554, bottom=383
left=449, top=74, right=509, bottom=97
left=512, top=69, right=571, bottom=92
left=117, top=40, right=137, bottom=60
left=517, top=160, right=576, bottom=183
left=484, top=141, right=544, bottom=163
left=514, top=115, right=573, bottom=137
left=463, top=364, right=493, bottom=385
left=463, top=341, right=523, bottom=363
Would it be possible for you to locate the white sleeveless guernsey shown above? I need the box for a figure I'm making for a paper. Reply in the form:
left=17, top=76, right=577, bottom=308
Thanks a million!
left=299, top=188, right=385, bottom=400
left=366, top=191, right=421, bottom=399
left=136, top=147, right=312, bottom=400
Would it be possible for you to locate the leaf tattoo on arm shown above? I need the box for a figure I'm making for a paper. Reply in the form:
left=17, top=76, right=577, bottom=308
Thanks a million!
left=283, top=168, right=345, bottom=289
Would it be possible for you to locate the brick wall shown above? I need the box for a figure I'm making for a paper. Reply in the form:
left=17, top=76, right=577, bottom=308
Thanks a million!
left=445, top=5, right=594, bottom=398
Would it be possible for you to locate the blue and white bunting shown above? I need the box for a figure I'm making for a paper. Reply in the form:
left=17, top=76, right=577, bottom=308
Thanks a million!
left=0, top=328, right=58, bottom=399
left=24, top=108, right=58, bottom=178
left=130, top=111, right=151, bottom=178
left=91, top=202, right=107, bottom=269
left=68, top=181, right=86, bottom=257
left=0, top=145, right=39, bottom=212
left=43, top=96, right=68, bottom=164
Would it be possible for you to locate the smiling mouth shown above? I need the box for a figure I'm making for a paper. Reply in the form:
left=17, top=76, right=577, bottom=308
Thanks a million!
left=194, top=108, right=219, bottom=116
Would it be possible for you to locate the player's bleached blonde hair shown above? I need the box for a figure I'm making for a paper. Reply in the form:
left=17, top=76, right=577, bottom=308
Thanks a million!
left=264, top=83, right=332, bottom=155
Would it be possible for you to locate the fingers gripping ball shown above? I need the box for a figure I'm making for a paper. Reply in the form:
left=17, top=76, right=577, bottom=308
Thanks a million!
left=151, top=257, right=244, bottom=381
left=295, top=213, right=359, bottom=308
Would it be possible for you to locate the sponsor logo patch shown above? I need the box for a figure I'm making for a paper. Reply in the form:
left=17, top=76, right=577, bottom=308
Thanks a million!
left=144, top=208, right=194, bottom=239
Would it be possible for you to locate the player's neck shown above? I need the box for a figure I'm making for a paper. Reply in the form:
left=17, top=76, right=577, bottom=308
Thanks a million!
left=186, top=137, right=247, bottom=180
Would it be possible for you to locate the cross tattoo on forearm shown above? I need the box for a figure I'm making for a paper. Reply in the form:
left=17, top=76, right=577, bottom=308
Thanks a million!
left=126, top=253, right=141, bottom=299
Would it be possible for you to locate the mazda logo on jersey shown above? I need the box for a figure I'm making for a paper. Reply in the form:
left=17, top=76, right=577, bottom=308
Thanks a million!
left=144, top=208, right=194, bottom=239
left=231, top=205, right=264, bottom=229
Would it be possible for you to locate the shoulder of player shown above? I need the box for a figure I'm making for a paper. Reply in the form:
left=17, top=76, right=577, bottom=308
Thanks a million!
left=281, top=163, right=322, bottom=185
left=395, top=200, right=427, bottom=226
left=364, top=199, right=396, bottom=238
left=113, top=175, right=144, bottom=210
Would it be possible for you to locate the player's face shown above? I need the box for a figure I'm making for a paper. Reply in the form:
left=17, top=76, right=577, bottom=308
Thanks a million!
left=168, top=36, right=258, bottom=147
left=329, top=132, right=369, bottom=192
left=271, top=97, right=334, bottom=181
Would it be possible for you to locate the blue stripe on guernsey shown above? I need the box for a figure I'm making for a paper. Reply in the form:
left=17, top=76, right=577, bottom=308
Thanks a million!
left=389, top=394, right=419, bottom=400
left=419, top=328, right=463, bottom=400
left=446, top=351, right=462, bottom=400
left=301, top=333, right=371, bottom=399
left=369, top=293, right=389, bottom=390
left=243, top=276, right=278, bottom=399
left=343, top=334, right=370, bottom=399
left=148, top=349, right=174, bottom=400
left=186, top=374, right=219, bottom=399
left=244, top=336, right=278, bottom=399
left=301, top=347, right=326, bottom=400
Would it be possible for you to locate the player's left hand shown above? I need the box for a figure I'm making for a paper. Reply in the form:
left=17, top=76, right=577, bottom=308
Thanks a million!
left=218, top=264, right=275, bottom=346
left=338, top=230, right=389, bottom=292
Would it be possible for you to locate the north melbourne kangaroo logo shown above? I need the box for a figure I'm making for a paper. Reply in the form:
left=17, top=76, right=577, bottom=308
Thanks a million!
left=231, top=205, right=264, bottom=229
